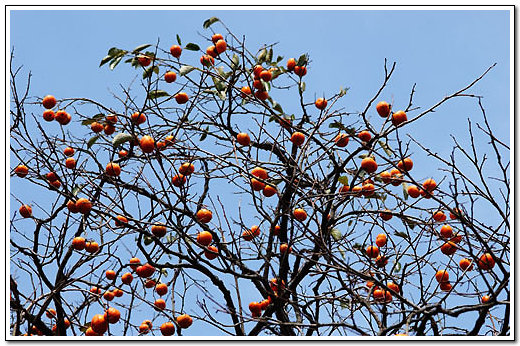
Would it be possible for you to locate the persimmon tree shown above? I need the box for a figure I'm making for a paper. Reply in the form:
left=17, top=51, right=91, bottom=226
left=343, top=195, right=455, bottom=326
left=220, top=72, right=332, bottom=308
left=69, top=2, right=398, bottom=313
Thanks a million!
left=9, top=17, right=510, bottom=337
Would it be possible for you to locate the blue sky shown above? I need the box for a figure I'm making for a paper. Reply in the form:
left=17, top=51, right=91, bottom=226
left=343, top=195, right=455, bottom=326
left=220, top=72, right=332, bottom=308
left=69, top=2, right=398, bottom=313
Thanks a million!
left=9, top=7, right=511, bottom=337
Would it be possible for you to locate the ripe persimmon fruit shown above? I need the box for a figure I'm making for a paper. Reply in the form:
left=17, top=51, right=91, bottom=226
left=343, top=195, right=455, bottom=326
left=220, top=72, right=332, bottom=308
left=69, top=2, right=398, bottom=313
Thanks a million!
left=361, top=157, right=378, bottom=174
left=131, top=112, right=147, bottom=125
left=240, top=86, right=252, bottom=98
left=392, top=110, right=407, bottom=126
left=91, top=122, right=103, bottom=133
left=106, top=162, right=121, bottom=177
left=215, top=39, right=227, bottom=54
left=174, top=92, right=189, bottom=104
left=155, top=283, right=168, bottom=296
left=72, top=237, right=86, bottom=250
left=197, top=231, right=213, bottom=246
left=290, top=132, right=305, bottom=146
left=263, top=185, right=277, bottom=197
left=259, top=70, right=272, bottom=82
left=407, top=185, right=421, bottom=198
left=85, top=241, right=99, bottom=254
left=366, top=245, right=379, bottom=258
left=19, top=205, right=32, bottom=218
left=91, top=314, right=108, bottom=335
left=358, top=130, right=371, bottom=142
left=397, top=157, right=413, bottom=172
left=164, top=71, right=177, bottom=83
left=334, top=133, right=349, bottom=147
left=459, top=258, right=473, bottom=271
left=237, top=132, right=251, bottom=146
left=478, top=253, right=495, bottom=270
left=211, top=33, right=224, bottom=44
left=315, top=97, right=327, bottom=110
left=104, top=124, right=116, bottom=135
left=294, top=65, right=307, bottom=76
left=376, top=101, right=390, bottom=118
left=154, top=299, right=166, bottom=310
left=103, top=291, right=114, bottom=301
left=151, top=223, right=167, bottom=237
left=43, top=109, right=55, bottom=121
left=293, top=208, right=307, bottom=221
left=433, top=211, right=447, bottom=222
left=440, top=241, right=457, bottom=256
left=137, top=55, right=151, bottom=67
left=172, top=174, right=187, bottom=187
left=196, top=209, right=213, bottom=223
left=440, top=225, right=453, bottom=239
left=14, top=165, right=28, bottom=177
left=375, top=234, right=387, bottom=247
left=170, top=45, right=182, bottom=58
left=422, top=178, right=437, bottom=192
left=286, top=58, right=296, bottom=71
left=204, top=245, right=218, bottom=260
left=242, top=226, right=260, bottom=241
left=179, top=162, right=195, bottom=176
left=63, top=147, right=75, bottom=157
left=42, top=95, right=57, bottom=109
left=160, top=322, right=175, bottom=336
left=140, top=135, right=155, bottom=153
left=121, top=272, right=133, bottom=285
left=255, top=90, right=268, bottom=101
left=435, top=270, right=449, bottom=283
left=177, top=314, right=193, bottom=329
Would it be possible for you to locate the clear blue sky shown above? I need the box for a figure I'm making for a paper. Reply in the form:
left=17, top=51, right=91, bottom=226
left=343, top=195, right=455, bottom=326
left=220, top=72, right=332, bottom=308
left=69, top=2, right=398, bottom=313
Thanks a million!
left=9, top=8, right=511, bottom=337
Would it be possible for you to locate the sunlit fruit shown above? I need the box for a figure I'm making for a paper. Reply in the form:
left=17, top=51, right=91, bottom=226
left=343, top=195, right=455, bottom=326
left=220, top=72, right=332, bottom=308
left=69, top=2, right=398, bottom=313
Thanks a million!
left=293, top=208, right=307, bottom=221
left=392, top=110, right=407, bottom=126
left=170, top=45, right=182, bottom=58
left=204, top=245, right=219, bottom=260
left=376, top=101, right=390, bottom=118
left=478, top=253, right=495, bottom=270
left=164, top=71, right=177, bottom=83
left=366, top=245, right=379, bottom=258
left=334, top=133, right=349, bottom=147
left=19, top=204, right=32, bottom=218
left=14, top=165, right=28, bottom=177
left=177, top=314, right=193, bottom=329
left=42, top=95, right=57, bottom=109
left=196, top=209, right=213, bottom=223
left=197, top=231, right=213, bottom=246
left=361, top=157, right=378, bottom=174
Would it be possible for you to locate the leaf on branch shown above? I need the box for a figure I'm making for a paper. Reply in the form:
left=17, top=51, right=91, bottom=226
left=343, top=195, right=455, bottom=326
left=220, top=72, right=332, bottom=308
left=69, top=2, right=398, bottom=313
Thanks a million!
left=185, top=43, right=200, bottom=51
left=300, top=81, right=306, bottom=92
left=200, top=126, right=209, bottom=141
left=231, top=54, right=240, bottom=69
left=338, top=247, right=345, bottom=259
left=353, top=243, right=363, bottom=251
left=401, top=216, right=416, bottom=229
left=79, top=323, right=91, bottom=333
left=179, top=65, right=196, bottom=76
left=402, top=182, right=409, bottom=200
left=132, top=44, right=152, bottom=54
left=87, top=136, right=99, bottom=149
left=331, top=228, right=342, bottom=241
left=394, top=231, right=409, bottom=239
left=329, top=121, right=346, bottom=130
left=81, top=114, right=105, bottom=126
left=378, top=140, right=395, bottom=156
left=276, top=55, right=284, bottom=63
left=142, top=66, right=154, bottom=79
left=108, top=47, right=122, bottom=57
left=338, top=176, right=349, bottom=186
left=99, top=55, right=113, bottom=67
left=339, top=86, right=349, bottom=97
left=109, top=56, right=123, bottom=70
left=296, top=54, right=307, bottom=67
left=394, top=260, right=402, bottom=273
left=161, top=268, right=168, bottom=277
left=148, top=90, right=170, bottom=99
left=143, top=236, right=153, bottom=246
left=273, top=102, right=283, bottom=114
left=203, top=17, right=220, bottom=29
left=176, top=34, right=182, bottom=45
left=257, top=48, right=267, bottom=64
left=71, top=184, right=86, bottom=197
left=112, top=133, right=134, bottom=148
left=266, top=48, right=273, bottom=63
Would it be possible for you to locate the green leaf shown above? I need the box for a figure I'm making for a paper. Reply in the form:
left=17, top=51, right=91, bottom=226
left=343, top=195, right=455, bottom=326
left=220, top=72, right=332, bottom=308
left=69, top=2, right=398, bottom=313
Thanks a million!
left=99, top=55, right=113, bottom=67
left=358, top=153, right=369, bottom=159
left=273, top=102, right=283, bottom=114
left=203, top=17, right=220, bottom=29
left=353, top=243, right=363, bottom=251
left=79, top=322, right=91, bottom=333
left=266, top=48, right=273, bottom=63
left=109, top=56, right=123, bottom=70
left=300, top=81, right=306, bottom=92
left=338, top=247, right=345, bottom=259
left=403, top=217, right=416, bottom=229
left=200, top=126, right=209, bottom=141
left=112, top=133, right=134, bottom=148
left=330, top=228, right=342, bottom=241
left=179, top=65, right=196, bottom=76
left=143, top=235, right=153, bottom=246
left=87, top=136, right=99, bottom=149
left=296, top=54, right=307, bottom=67
left=378, top=140, right=395, bottom=156
left=402, top=182, right=409, bottom=200
left=153, top=66, right=159, bottom=75
left=161, top=268, right=168, bottom=277
left=108, top=47, right=121, bottom=57
left=231, top=54, right=240, bottom=69
left=329, top=121, right=346, bottom=130
left=142, top=66, right=154, bottom=79
left=148, top=90, right=170, bottom=99
left=394, top=260, right=402, bottom=273
left=71, top=184, right=85, bottom=197
left=339, top=86, right=349, bottom=97
left=276, top=55, right=284, bottom=63
left=132, top=44, right=151, bottom=53
left=394, top=231, right=409, bottom=239
left=339, top=298, right=349, bottom=309
left=262, top=80, right=271, bottom=92
left=185, top=43, right=200, bottom=51
left=176, top=34, right=182, bottom=45
left=81, top=114, right=105, bottom=126
left=257, top=48, right=267, bottom=63
left=338, top=176, right=349, bottom=186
